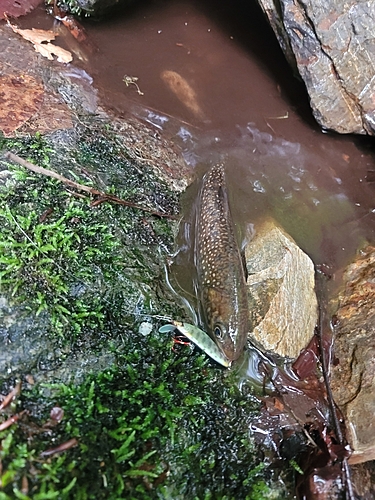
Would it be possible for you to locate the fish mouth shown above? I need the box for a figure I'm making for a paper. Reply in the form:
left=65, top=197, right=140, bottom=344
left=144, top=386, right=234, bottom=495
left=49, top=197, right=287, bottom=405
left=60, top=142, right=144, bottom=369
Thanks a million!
left=208, top=314, right=247, bottom=361
left=219, top=341, right=242, bottom=362
left=211, top=327, right=243, bottom=362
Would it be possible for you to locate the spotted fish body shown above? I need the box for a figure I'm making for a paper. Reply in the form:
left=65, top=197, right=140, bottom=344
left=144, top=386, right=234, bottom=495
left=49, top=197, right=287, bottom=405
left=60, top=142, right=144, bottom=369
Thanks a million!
left=195, top=164, right=249, bottom=361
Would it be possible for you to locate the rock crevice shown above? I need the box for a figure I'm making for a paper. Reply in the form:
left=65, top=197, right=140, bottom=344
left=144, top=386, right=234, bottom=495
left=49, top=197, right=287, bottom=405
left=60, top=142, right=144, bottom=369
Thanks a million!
left=257, top=0, right=375, bottom=134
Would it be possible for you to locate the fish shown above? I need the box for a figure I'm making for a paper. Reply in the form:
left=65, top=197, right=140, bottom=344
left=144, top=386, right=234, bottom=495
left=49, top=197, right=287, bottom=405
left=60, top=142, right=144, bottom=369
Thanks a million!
left=194, top=164, right=249, bottom=361
left=160, top=70, right=206, bottom=121
left=159, top=321, right=230, bottom=367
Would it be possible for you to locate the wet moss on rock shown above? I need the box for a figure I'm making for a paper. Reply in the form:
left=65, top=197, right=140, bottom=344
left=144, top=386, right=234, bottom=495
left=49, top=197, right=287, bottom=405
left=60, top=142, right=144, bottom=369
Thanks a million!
left=48, top=0, right=140, bottom=18
left=0, top=126, right=282, bottom=498
left=0, top=350, right=275, bottom=499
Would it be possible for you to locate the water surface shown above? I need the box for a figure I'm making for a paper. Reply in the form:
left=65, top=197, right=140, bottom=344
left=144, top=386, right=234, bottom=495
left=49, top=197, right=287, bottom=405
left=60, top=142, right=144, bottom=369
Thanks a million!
left=20, top=0, right=375, bottom=298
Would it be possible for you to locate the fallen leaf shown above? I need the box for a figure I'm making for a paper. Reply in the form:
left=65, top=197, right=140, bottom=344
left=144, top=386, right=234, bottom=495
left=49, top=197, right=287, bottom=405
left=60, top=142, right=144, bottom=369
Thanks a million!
left=0, top=0, right=43, bottom=20
left=9, top=26, right=57, bottom=44
left=0, top=74, right=44, bottom=137
left=6, top=18, right=73, bottom=64
left=53, top=5, right=88, bottom=43
left=34, top=41, right=73, bottom=63
left=274, top=397, right=284, bottom=411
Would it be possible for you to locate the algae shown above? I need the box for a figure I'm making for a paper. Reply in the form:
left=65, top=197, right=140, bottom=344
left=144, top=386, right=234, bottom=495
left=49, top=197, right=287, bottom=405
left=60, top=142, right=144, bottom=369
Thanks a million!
left=0, top=124, right=286, bottom=499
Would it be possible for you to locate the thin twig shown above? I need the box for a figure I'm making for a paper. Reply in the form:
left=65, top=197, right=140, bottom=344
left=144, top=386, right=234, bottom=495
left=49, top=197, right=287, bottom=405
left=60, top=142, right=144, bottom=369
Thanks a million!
left=315, top=275, right=343, bottom=443
left=315, top=273, right=355, bottom=500
left=0, top=381, right=22, bottom=411
left=4, top=152, right=177, bottom=220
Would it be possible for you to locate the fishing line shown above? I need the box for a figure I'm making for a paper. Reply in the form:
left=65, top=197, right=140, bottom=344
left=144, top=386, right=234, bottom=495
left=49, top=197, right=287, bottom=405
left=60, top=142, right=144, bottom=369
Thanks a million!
left=159, top=247, right=199, bottom=325
left=315, top=272, right=355, bottom=500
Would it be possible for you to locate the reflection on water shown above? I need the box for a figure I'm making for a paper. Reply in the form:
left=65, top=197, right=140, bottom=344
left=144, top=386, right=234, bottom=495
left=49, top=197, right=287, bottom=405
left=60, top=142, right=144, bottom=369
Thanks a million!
left=232, top=343, right=278, bottom=394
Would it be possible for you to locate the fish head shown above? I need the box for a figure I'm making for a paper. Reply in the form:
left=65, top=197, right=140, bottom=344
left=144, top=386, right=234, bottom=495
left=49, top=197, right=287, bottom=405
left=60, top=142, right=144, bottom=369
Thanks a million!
left=206, top=288, right=247, bottom=361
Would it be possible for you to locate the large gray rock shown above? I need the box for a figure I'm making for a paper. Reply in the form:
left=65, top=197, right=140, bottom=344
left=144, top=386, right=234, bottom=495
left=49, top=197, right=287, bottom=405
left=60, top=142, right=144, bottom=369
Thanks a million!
left=331, top=245, right=375, bottom=465
left=257, top=0, right=375, bottom=135
left=245, top=219, right=318, bottom=358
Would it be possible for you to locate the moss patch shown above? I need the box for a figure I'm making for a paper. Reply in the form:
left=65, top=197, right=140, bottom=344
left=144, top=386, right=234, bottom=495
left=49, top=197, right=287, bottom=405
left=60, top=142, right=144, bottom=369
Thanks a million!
left=0, top=125, right=284, bottom=498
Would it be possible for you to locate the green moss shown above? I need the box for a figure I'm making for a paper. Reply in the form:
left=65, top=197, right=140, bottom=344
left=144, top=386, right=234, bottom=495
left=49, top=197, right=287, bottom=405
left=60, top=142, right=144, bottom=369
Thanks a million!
left=0, top=346, right=271, bottom=499
left=45, top=0, right=85, bottom=17
left=0, top=129, right=179, bottom=340
left=0, top=127, right=282, bottom=498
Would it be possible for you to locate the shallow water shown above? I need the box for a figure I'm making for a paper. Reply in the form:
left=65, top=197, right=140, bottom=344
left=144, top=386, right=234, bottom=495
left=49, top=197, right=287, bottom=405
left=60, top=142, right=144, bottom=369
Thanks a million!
left=20, top=1, right=375, bottom=279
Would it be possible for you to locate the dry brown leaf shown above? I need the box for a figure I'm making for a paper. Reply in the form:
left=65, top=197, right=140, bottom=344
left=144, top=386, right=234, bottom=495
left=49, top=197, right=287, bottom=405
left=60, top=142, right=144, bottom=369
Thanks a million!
left=0, top=74, right=44, bottom=137
left=6, top=18, right=73, bottom=64
left=10, top=26, right=56, bottom=44
left=34, top=41, right=73, bottom=63
left=274, top=398, right=285, bottom=411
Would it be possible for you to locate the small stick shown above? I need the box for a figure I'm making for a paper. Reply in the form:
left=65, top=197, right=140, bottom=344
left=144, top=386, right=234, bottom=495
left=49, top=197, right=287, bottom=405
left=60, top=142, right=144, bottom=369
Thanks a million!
left=0, top=381, right=21, bottom=411
left=0, top=410, right=26, bottom=431
left=0, top=414, right=20, bottom=431
left=4, top=152, right=177, bottom=220
left=315, top=274, right=355, bottom=500
left=40, top=437, right=78, bottom=457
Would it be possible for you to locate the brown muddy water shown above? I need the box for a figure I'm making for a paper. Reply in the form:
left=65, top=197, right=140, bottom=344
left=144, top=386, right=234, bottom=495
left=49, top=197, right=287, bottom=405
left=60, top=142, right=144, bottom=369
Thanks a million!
left=20, top=0, right=375, bottom=280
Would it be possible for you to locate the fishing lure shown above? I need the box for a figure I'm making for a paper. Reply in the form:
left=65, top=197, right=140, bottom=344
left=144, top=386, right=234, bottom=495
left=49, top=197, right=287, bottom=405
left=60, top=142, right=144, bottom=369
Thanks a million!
left=159, top=321, right=230, bottom=368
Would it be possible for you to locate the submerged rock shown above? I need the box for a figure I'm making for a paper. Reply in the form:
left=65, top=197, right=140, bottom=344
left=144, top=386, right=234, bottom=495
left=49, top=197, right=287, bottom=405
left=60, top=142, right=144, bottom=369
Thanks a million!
left=256, top=0, right=375, bottom=134
left=330, top=245, right=375, bottom=465
left=63, top=0, right=136, bottom=16
left=160, top=70, right=207, bottom=122
left=245, top=219, right=318, bottom=358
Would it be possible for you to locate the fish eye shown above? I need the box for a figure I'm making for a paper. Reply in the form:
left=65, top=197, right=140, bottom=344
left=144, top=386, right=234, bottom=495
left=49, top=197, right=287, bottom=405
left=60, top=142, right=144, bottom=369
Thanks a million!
left=214, top=325, right=224, bottom=340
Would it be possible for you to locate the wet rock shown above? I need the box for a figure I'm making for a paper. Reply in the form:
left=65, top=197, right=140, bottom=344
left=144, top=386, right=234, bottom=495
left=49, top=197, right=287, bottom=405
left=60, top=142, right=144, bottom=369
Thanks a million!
left=0, top=24, right=191, bottom=192
left=0, top=296, right=117, bottom=384
left=0, top=31, right=73, bottom=136
left=256, top=0, right=375, bottom=134
left=350, top=461, right=375, bottom=499
left=245, top=219, right=318, bottom=358
left=72, top=0, right=136, bottom=16
left=330, top=245, right=375, bottom=464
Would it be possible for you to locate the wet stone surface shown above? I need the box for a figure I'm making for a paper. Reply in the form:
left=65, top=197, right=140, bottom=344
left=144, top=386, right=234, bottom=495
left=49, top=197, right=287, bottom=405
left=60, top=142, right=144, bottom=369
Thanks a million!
left=245, top=218, right=318, bottom=359
left=331, top=245, right=375, bottom=465
left=257, top=0, right=375, bottom=135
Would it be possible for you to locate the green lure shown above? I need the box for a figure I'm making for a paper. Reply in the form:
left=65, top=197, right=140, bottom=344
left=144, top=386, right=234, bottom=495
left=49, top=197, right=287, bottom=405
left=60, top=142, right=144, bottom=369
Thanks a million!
left=159, top=321, right=231, bottom=368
